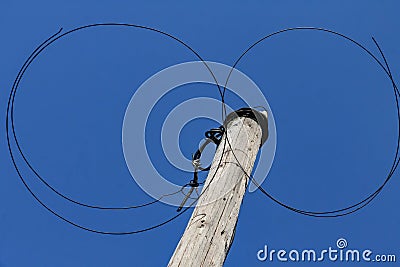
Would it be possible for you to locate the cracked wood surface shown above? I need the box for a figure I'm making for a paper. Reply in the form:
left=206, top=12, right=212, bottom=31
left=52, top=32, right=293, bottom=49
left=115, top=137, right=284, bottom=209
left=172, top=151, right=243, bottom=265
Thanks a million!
left=168, top=114, right=264, bottom=267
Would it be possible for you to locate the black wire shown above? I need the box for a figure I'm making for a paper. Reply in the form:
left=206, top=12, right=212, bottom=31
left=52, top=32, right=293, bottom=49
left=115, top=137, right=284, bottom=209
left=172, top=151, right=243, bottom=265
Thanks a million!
left=7, top=25, right=399, bottom=235
left=8, top=23, right=225, bottom=211
left=176, top=128, right=224, bottom=211
left=222, top=27, right=400, bottom=217
left=6, top=23, right=226, bottom=234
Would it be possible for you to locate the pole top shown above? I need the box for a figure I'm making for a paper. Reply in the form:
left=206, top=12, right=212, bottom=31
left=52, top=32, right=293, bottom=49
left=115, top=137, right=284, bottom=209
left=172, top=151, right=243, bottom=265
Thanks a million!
left=224, top=107, right=269, bottom=146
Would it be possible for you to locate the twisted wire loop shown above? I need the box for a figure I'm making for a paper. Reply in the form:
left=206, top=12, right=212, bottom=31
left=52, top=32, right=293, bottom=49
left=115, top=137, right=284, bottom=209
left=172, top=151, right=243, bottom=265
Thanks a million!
left=176, top=126, right=224, bottom=211
left=177, top=107, right=269, bottom=211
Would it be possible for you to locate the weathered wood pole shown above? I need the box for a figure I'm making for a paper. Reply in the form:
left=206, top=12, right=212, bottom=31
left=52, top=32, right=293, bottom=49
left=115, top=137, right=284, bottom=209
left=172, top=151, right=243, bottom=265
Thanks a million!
left=168, top=109, right=268, bottom=267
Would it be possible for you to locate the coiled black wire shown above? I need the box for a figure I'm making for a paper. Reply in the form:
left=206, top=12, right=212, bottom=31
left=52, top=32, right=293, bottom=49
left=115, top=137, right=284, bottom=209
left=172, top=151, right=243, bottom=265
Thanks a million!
left=6, top=25, right=399, bottom=236
left=221, top=27, right=400, bottom=217
left=6, top=23, right=226, bottom=234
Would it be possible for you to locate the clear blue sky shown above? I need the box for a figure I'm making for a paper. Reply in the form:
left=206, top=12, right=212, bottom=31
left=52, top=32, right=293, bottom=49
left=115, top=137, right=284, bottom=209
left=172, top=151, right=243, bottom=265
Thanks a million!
left=1, top=1, right=399, bottom=266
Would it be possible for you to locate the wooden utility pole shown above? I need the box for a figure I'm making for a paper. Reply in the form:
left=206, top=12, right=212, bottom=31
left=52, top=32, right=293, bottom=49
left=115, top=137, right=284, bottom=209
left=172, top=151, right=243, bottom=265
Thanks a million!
left=168, top=109, right=268, bottom=267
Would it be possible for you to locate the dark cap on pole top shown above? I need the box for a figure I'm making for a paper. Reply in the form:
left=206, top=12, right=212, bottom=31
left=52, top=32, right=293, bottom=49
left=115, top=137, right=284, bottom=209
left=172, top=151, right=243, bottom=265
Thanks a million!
left=223, top=107, right=269, bottom=146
